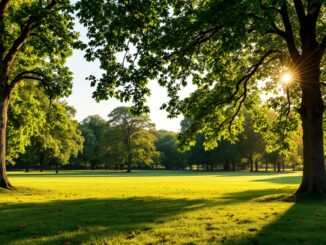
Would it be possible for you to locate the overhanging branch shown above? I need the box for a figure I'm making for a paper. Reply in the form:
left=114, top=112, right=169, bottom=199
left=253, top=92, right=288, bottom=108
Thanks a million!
left=280, top=3, right=301, bottom=60
left=293, top=0, right=306, bottom=27
left=0, top=0, right=11, bottom=19
left=2, top=0, right=57, bottom=82
left=10, top=70, right=50, bottom=92
left=183, top=49, right=281, bottom=138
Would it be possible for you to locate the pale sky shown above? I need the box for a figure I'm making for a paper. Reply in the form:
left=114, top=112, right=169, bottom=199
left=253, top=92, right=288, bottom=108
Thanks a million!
left=66, top=19, right=193, bottom=132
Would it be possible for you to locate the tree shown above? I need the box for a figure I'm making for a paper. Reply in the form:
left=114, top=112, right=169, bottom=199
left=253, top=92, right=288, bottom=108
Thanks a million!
left=21, top=101, right=84, bottom=173
left=107, top=106, right=157, bottom=172
left=77, top=0, right=326, bottom=195
left=155, top=130, right=186, bottom=170
left=238, top=112, right=265, bottom=172
left=78, top=115, right=106, bottom=169
left=0, top=0, right=77, bottom=188
left=7, top=82, right=46, bottom=166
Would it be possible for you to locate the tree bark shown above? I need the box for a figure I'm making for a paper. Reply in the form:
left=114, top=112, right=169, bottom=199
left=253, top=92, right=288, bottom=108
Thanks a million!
left=55, top=162, right=59, bottom=174
left=126, top=156, right=131, bottom=173
left=249, top=156, right=253, bottom=172
left=265, top=163, right=268, bottom=172
left=277, top=162, right=281, bottom=172
left=0, top=94, right=13, bottom=189
left=255, top=160, right=258, bottom=172
left=296, top=64, right=326, bottom=195
left=39, top=151, right=45, bottom=172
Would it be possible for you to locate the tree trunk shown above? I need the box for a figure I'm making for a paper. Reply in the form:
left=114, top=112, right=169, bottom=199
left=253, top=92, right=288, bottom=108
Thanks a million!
left=232, top=160, right=236, bottom=171
left=249, top=156, right=253, bottom=172
left=223, top=160, right=230, bottom=171
left=25, top=161, right=29, bottom=173
left=277, top=162, right=281, bottom=172
left=273, top=163, right=276, bottom=172
left=39, top=152, right=45, bottom=172
left=0, top=95, right=13, bottom=189
left=296, top=64, right=326, bottom=195
left=282, top=163, right=285, bottom=172
left=127, top=159, right=131, bottom=173
left=293, top=164, right=295, bottom=171
left=265, top=163, right=268, bottom=172
left=255, top=160, right=258, bottom=172
left=55, top=162, right=59, bottom=174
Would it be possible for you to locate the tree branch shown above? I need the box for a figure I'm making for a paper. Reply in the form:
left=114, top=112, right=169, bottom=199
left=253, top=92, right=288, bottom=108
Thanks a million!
left=0, top=0, right=11, bottom=19
left=280, top=3, right=301, bottom=60
left=146, top=26, right=222, bottom=72
left=0, top=0, right=11, bottom=59
left=266, top=24, right=287, bottom=39
left=10, top=70, right=49, bottom=92
left=183, top=50, right=280, bottom=138
left=2, top=0, right=57, bottom=81
left=280, top=88, right=292, bottom=145
left=293, top=0, right=306, bottom=27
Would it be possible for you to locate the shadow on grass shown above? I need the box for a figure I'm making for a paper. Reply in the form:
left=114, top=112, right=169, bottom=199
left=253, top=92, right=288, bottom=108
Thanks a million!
left=0, top=197, right=210, bottom=244
left=252, top=175, right=301, bottom=185
left=214, top=186, right=326, bottom=245
left=233, top=199, right=326, bottom=245
left=221, top=188, right=297, bottom=205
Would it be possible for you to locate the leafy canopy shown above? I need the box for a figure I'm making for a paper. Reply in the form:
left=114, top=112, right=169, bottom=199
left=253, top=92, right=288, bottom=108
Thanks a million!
left=76, top=0, right=326, bottom=149
left=2, top=0, right=78, bottom=98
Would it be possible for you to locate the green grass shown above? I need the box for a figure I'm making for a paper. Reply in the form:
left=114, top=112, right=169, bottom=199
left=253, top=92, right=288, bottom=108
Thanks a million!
left=1, top=170, right=325, bottom=244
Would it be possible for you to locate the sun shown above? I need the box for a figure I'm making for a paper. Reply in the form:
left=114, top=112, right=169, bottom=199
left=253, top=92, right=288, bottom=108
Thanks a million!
left=281, top=72, right=293, bottom=85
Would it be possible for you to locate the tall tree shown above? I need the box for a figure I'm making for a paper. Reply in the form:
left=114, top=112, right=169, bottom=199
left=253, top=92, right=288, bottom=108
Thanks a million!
left=155, top=130, right=186, bottom=170
left=77, top=0, right=326, bottom=195
left=0, top=0, right=77, bottom=188
left=78, top=115, right=106, bottom=169
left=239, top=112, right=265, bottom=172
left=32, top=101, right=84, bottom=173
left=107, top=106, right=156, bottom=172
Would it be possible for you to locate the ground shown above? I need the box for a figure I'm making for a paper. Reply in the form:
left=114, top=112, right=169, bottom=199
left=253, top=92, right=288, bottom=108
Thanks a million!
left=0, top=170, right=325, bottom=245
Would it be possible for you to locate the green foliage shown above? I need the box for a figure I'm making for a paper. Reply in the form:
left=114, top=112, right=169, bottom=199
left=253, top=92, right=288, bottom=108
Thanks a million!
left=103, top=106, right=159, bottom=169
left=7, top=82, right=46, bottom=163
left=76, top=0, right=325, bottom=153
left=77, top=115, right=107, bottom=167
left=4, top=0, right=77, bottom=98
left=40, top=102, right=84, bottom=164
left=154, top=130, right=186, bottom=169
left=17, top=96, right=84, bottom=168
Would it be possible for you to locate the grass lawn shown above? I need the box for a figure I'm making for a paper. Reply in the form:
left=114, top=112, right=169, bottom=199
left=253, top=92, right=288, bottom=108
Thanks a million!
left=0, top=170, right=325, bottom=244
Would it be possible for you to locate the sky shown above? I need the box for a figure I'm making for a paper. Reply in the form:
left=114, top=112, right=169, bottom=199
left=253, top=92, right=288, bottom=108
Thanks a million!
left=65, top=19, right=194, bottom=132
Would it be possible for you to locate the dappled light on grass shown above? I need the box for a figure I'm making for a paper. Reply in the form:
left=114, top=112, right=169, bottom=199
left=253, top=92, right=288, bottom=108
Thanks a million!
left=1, top=170, right=322, bottom=244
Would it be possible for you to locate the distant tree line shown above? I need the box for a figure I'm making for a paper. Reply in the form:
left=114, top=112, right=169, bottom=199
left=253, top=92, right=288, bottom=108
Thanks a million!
left=10, top=101, right=302, bottom=173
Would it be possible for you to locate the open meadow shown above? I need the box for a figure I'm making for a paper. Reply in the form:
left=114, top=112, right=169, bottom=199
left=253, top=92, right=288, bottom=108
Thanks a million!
left=0, top=170, right=325, bottom=244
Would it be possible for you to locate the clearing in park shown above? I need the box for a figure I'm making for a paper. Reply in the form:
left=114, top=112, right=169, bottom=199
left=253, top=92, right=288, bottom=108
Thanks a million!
left=0, top=170, right=325, bottom=245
